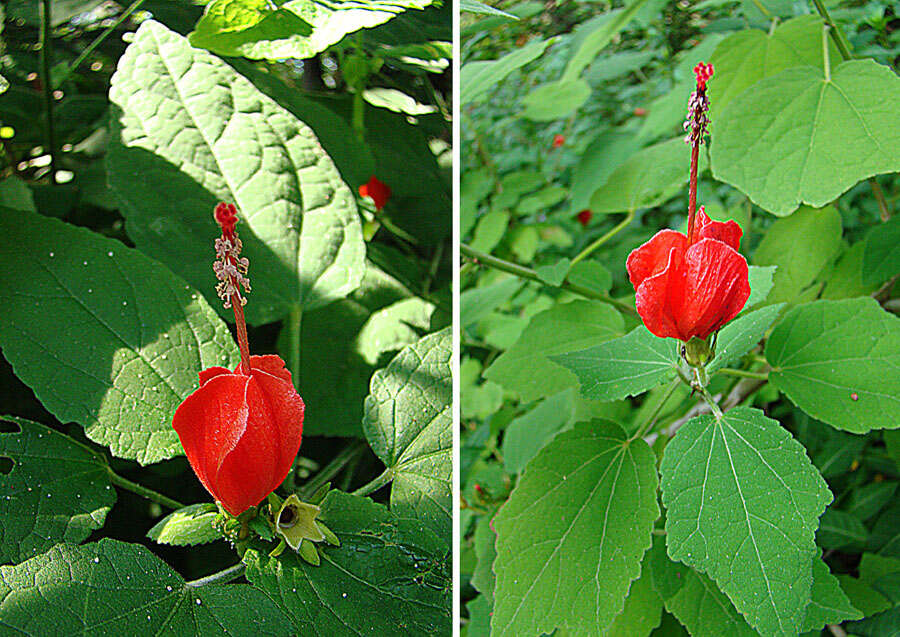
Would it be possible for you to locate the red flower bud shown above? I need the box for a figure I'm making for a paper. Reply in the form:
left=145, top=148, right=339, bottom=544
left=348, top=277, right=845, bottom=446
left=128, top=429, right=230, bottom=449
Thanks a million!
left=693, top=62, right=714, bottom=91
left=359, top=175, right=391, bottom=211
left=173, top=354, right=305, bottom=516
left=634, top=107, right=647, bottom=117
left=626, top=207, right=749, bottom=342
left=576, top=209, right=593, bottom=227
left=552, top=134, right=565, bottom=148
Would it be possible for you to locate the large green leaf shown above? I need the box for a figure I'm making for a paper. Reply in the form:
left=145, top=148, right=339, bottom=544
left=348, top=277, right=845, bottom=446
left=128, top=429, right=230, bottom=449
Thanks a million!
left=461, top=38, right=554, bottom=104
left=521, top=79, right=591, bottom=121
left=648, top=537, right=757, bottom=636
left=660, top=406, right=832, bottom=636
left=0, top=209, right=238, bottom=465
left=802, top=556, right=863, bottom=632
left=243, top=491, right=451, bottom=635
left=363, top=328, right=451, bottom=538
left=765, top=298, right=900, bottom=433
left=146, top=503, right=222, bottom=547
left=590, top=138, right=707, bottom=213
left=501, top=389, right=575, bottom=474
left=706, top=303, right=784, bottom=374
left=190, top=0, right=433, bottom=60
left=709, top=16, right=839, bottom=113
left=562, top=0, right=654, bottom=82
left=752, top=205, right=842, bottom=305
left=712, top=60, right=900, bottom=215
left=569, top=131, right=640, bottom=214
left=484, top=300, right=625, bottom=402
left=108, top=20, right=365, bottom=325
left=0, top=416, right=115, bottom=564
left=606, top=552, right=664, bottom=637
left=0, top=539, right=290, bottom=634
left=551, top=325, right=678, bottom=402
left=491, top=422, right=659, bottom=636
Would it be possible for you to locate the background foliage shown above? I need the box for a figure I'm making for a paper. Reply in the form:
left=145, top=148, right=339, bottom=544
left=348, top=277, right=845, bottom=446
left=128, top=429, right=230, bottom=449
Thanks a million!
left=460, top=0, right=900, bottom=635
left=0, top=0, right=451, bottom=632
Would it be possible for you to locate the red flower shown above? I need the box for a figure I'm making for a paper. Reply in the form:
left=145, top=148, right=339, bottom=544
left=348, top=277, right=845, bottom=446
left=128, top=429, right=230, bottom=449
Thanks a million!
left=693, top=62, right=714, bottom=91
left=173, top=355, right=304, bottom=516
left=634, top=107, right=647, bottom=117
left=576, top=209, right=592, bottom=227
left=359, top=176, right=391, bottom=211
left=626, top=207, right=749, bottom=342
left=171, top=204, right=305, bottom=516
left=552, top=134, right=565, bottom=148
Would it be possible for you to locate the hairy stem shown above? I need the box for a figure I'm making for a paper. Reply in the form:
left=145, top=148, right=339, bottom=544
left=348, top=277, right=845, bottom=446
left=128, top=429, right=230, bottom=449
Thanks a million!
left=352, top=468, right=393, bottom=497
left=186, top=563, right=246, bottom=588
left=717, top=367, right=769, bottom=380
left=811, top=0, right=854, bottom=60
left=461, top=243, right=637, bottom=315
left=107, top=469, right=185, bottom=510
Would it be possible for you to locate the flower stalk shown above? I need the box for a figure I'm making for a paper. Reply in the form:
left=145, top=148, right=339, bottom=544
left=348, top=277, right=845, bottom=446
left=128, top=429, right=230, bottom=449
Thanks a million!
left=684, top=62, right=714, bottom=246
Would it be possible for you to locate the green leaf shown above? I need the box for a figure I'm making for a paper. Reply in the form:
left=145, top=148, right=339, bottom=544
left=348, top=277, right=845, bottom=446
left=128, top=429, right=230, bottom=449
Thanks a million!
left=459, top=0, right=517, bottom=17
left=147, top=503, right=221, bottom=546
left=243, top=491, right=450, bottom=635
left=707, top=303, right=784, bottom=374
left=709, top=16, right=839, bottom=114
left=847, top=606, right=900, bottom=637
left=0, top=209, right=238, bottom=464
left=746, top=265, right=777, bottom=308
left=501, top=389, right=575, bottom=474
left=660, top=406, right=832, bottom=636
left=491, top=422, right=659, bottom=636
left=108, top=20, right=365, bottom=325
left=802, top=556, right=863, bottom=632
left=188, top=0, right=313, bottom=59
left=471, top=509, right=499, bottom=600
left=534, top=258, right=571, bottom=287
left=712, top=60, right=900, bottom=215
left=817, top=508, right=868, bottom=550
left=821, top=242, right=881, bottom=300
left=766, top=298, right=900, bottom=433
left=461, top=277, right=521, bottom=328
left=191, top=0, right=433, bottom=60
left=484, top=300, right=625, bottom=402
left=469, top=209, right=510, bottom=253
left=585, top=50, right=656, bottom=86
left=752, top=205, right=842, bottom=305
left=590, top=138, right=707, bottom=213
left=516, top=185, right=568, bottom=216
left=848, top=482, right=898, bottom=522
left=566, top=260, right=613, bottom=296
left=0, top=416, right=115, bottom=564
left=0, top=176, right=35, bottom=213
left=569, top=131, right=640, bottom=214
left=606, top=553, right=664, bottom=637
left=462, top=38, right=554, bottom=104
left=363, top=329, right=451, bottom=538
left=562, top=0, right=654, bottom=82
left=0, top=539, right=290, bottom=634
left=551, top=326, right=678, bottom=402
left=649, top=537, right=757, bottom=636
left=521, top=79, right=591, bottom=121
left=863, top=214, right=900, bottom=286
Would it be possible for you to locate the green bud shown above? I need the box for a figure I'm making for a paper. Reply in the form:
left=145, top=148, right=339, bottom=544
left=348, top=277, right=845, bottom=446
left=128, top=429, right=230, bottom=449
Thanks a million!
left=684, top=336, right=712, bottom=367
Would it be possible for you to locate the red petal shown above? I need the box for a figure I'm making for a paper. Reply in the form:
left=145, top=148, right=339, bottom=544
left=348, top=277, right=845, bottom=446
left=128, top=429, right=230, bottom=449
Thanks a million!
left=695, top=208, right=742, bottom=251
left=198, top=366, right=231, bottom=386
left=172, top=374, right=250, bottom=501
left=626, top=230, right=687, bottom=290
left=232, top=354, right=293, bottom=384
left=675, top=239, right=750, bottom=339
left=634, top=242, right=688, bottom=340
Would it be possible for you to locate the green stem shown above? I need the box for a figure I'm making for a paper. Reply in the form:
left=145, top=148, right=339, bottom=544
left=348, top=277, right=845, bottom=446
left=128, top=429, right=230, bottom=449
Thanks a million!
left=186, top=563, right=246, bottom=588
left=460, top=243, right=637, bottom=315
left=107, top=469, right=184, bottom=510
left=717, top=367, right=768, bottom=381
left=870, top=178, right=891, bottom=221
left=287, top=305, right=302, bottom=391
left=39, top=0, right=58, bottom=185
left=352, top=468, right=393, bottom=497
left=810, top=0, right=853, bottom=61
left=300, top=440, right=367, bottom=499
left=571, top=210, right=635, bottom=267
left=677, top=367, right=723, bottom=420
left=57, top=0, right=146, bottom=87
left=631, top=379, right=681, bottom=441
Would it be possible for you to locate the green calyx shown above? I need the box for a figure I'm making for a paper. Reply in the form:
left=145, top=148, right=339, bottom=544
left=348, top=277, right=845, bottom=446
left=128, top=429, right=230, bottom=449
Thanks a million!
left=683, top=336, right=714, bottom=367
left=274, top=494, right=341, bottom=566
